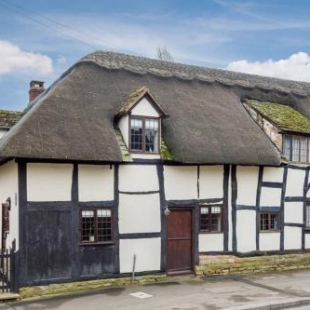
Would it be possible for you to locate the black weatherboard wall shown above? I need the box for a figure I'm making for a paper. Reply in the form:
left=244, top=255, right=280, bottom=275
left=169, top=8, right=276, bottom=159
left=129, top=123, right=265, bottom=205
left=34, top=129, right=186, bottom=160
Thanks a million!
left=18, top=161, right=119, bottom=286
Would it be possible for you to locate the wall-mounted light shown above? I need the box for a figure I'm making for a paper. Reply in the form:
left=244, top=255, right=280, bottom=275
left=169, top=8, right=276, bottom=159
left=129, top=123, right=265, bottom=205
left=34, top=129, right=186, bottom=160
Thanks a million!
left=5, top=197, right=11, bottom=211
left=164, top=205, right=170, bottom=216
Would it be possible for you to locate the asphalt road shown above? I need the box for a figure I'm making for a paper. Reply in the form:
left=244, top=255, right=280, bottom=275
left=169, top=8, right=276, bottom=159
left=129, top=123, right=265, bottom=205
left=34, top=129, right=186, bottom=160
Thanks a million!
left=3, top=270, right=310, bottom=310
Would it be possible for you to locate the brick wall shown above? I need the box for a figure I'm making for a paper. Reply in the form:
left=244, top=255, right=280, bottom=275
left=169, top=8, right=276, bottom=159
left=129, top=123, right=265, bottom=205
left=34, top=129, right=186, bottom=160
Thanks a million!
left=196, top=253, right=310, bottom=276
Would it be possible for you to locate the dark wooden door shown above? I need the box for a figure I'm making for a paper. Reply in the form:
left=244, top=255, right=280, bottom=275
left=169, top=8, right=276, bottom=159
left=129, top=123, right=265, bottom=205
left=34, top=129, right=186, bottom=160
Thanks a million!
left=167, top=209, right=193, bottom=273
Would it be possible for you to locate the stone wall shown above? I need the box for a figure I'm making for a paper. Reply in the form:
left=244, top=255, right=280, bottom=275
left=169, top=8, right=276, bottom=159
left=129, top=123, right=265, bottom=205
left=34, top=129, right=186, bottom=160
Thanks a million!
left=196, top=254, right=310, bottom=276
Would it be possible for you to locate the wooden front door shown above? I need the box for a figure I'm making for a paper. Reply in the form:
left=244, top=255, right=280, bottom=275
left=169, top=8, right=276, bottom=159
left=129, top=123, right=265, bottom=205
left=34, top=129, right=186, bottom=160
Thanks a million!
left=167, top=208, right=193, bottom=273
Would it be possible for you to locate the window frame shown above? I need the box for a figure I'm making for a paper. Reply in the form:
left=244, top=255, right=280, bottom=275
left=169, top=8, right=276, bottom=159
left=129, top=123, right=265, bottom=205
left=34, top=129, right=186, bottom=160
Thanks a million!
left=283, top=134, right=310, bottom=163
left=259, top=212, right=280, bottom=232
left=306, top=204, right=310, bottom=229
left=129, top=116, right=160, bottom=154
left=79, top=207, right=113, bottom=245
left=199, top=204, right=223, bottom=233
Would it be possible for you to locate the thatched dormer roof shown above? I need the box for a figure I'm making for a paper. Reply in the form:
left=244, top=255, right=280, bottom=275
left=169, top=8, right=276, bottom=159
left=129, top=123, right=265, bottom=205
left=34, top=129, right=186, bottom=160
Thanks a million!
left=116, top=86, right=167, bottom=119
left=1, top=51, right=310, bottom=165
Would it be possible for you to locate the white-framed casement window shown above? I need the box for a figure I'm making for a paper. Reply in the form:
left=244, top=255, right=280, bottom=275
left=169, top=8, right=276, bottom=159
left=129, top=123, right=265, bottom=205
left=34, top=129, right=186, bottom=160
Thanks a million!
left=283, top=134, right=310, bottom=163
left=130, top=117, right=160, bottom=153
left=80, top=208, right=113, bottom=244
left=200, top=205, right=222, bottom=232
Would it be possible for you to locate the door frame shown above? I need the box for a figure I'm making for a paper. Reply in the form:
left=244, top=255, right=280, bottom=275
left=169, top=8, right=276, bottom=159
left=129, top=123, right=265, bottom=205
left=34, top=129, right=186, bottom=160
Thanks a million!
left=165, top=205, right=198, bottom=274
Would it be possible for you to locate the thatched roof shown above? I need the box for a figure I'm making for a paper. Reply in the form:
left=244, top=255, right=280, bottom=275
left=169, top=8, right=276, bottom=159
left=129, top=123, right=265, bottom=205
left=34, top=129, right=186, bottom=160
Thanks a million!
left=1, top=51, right=310, bottom=165
left=0, top=110, right=23, bottom=129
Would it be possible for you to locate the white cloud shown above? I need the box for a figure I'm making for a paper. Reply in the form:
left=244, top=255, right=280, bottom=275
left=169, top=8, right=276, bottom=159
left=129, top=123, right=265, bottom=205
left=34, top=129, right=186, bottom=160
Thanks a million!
left=226, top=52, right=310, bottom=82
left=0, top=40, right=53, bottom=76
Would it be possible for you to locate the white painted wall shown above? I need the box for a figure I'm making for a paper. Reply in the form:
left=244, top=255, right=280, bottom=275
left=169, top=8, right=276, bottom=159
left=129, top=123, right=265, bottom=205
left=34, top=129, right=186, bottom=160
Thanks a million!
left=78, top=165, right=114, bottom=201
left=199, top=233, right=224, bottom=252
left=263, top=167, right=284, bottom=182
left=284, top=202, right=303, bottom=224
left=119, top=193, right=161, bottom=233
left=0, top=161, right=18, bottom=249
left=118, top=115, right=129, bottom=146
left=119, top=238, right=161, bottom=273
left=260, top=232, right=280, bottom=251
left=286, top=168, right=305, bottom=197
left=27, top=163, right=73, bottom=201
left=237, top=166, right=259, bottom=206
left=236, top=210, right=256, bottom=253
left=305, top=234, right=310, bottom=249
left=260, top=187, right=282, bottom=207
left=131, top=98, right=160, bottom=117
left=199, top=166, right=223, bottom=199
left=284, top=226, right=302, bottom=250
left=119, top=165, right=159, bottom=192
left=164, top=166, right=198, bottom=200
left=244, top=106, right=282, bottom=150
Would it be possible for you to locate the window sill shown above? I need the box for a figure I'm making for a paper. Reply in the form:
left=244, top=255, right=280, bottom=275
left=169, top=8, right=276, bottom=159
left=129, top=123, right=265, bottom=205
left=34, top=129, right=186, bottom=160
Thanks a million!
left=199, top=231, right=223, bottom=234
left=259, top=230, right=280, bottom=233
left=79, top=241, right=114, bottom=246
left=130, top=150, right=160, bottom=155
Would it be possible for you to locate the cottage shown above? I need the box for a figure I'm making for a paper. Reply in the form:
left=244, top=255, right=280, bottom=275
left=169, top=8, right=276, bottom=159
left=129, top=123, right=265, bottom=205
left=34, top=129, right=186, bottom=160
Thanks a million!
left=1, top=51, right=310, bottom=286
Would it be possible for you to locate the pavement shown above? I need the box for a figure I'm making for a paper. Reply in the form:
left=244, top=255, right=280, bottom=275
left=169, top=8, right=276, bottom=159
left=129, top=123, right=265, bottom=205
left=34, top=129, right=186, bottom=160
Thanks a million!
left=2, top=269, right=310, bottom=309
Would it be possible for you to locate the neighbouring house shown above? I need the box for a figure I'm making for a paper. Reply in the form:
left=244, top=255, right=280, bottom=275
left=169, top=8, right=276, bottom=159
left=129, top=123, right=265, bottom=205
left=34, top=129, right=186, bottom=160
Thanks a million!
left=0, top=51, right=310, bottom=287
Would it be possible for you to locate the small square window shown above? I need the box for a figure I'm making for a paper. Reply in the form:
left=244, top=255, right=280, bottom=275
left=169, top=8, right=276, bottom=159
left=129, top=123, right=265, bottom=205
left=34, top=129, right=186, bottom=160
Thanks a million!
left=80, top=208, right=113, bottom=244
left=200, top=205, right=222, bottom=232
left=260, top=212, right=280, bottom=231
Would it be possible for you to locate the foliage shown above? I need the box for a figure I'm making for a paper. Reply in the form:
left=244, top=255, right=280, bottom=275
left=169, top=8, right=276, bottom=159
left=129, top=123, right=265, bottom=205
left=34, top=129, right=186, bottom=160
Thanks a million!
left=160, top=139, right=175, bottom=160
left=157, top=46, right=174, bottom=62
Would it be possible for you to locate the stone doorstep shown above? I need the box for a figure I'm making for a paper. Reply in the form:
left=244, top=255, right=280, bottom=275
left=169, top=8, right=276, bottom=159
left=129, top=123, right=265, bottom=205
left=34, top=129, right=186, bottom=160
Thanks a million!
left=0, top=293, right=20, bottom=301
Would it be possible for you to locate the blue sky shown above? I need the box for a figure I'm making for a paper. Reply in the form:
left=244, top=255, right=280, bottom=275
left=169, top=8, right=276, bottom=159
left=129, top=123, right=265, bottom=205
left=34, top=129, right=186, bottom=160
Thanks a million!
left=1, top=0, right=310, bottom=111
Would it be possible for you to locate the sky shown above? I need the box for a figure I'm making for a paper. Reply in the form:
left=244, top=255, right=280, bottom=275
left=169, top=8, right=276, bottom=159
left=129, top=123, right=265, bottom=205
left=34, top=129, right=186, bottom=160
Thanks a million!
left=1, top=0, right=310, bottom=111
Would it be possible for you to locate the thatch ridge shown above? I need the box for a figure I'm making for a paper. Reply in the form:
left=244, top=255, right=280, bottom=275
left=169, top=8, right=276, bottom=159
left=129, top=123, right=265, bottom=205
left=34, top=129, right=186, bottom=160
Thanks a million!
left=80, top=51, right=310, bottom=97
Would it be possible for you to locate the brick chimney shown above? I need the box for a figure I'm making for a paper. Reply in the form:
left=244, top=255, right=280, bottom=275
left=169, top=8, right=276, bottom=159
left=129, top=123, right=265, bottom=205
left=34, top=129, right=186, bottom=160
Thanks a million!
left=29, top=80, right=45, bottom=103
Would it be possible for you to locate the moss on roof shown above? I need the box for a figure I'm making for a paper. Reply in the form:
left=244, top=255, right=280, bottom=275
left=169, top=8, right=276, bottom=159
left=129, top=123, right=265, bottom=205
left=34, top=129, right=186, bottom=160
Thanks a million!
left=0, top=110, right=23, bottom=129
left=117, top=86, right=148, bottom=117
left=244, top=99, right=310, bottom=134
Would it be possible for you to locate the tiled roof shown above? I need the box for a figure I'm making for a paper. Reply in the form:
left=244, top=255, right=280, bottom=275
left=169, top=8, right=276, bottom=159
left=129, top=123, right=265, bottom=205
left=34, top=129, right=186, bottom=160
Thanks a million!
left=244, top=100, right=310, bottom=134
left=0, top=110, right=23, bottom=129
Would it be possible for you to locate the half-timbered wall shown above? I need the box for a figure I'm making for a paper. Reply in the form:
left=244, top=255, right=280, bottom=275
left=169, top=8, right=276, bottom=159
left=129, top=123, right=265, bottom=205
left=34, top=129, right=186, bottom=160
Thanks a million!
left=118, top=164, right=161, bottom=273
left=198, top=166, right=225, bottom=253
left=14, top=160, right=310, bottom=285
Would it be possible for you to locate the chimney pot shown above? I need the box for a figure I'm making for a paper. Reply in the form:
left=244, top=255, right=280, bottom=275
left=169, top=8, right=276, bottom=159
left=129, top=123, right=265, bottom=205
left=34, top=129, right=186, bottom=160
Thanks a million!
left=29, top=80, right=45, bottom=103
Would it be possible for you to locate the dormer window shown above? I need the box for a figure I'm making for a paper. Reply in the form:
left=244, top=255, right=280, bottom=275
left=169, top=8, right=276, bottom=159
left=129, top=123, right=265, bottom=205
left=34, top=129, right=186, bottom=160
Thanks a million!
left=130, top=117, right=159, bottom=153
left=243, top=99, right=310, bottom=164
left=115, top=86, right=168, bottom=159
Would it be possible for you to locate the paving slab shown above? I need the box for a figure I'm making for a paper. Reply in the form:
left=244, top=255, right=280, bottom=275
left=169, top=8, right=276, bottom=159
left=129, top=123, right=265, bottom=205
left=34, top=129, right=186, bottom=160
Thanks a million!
left=1, top=270, right=310, bottom=309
